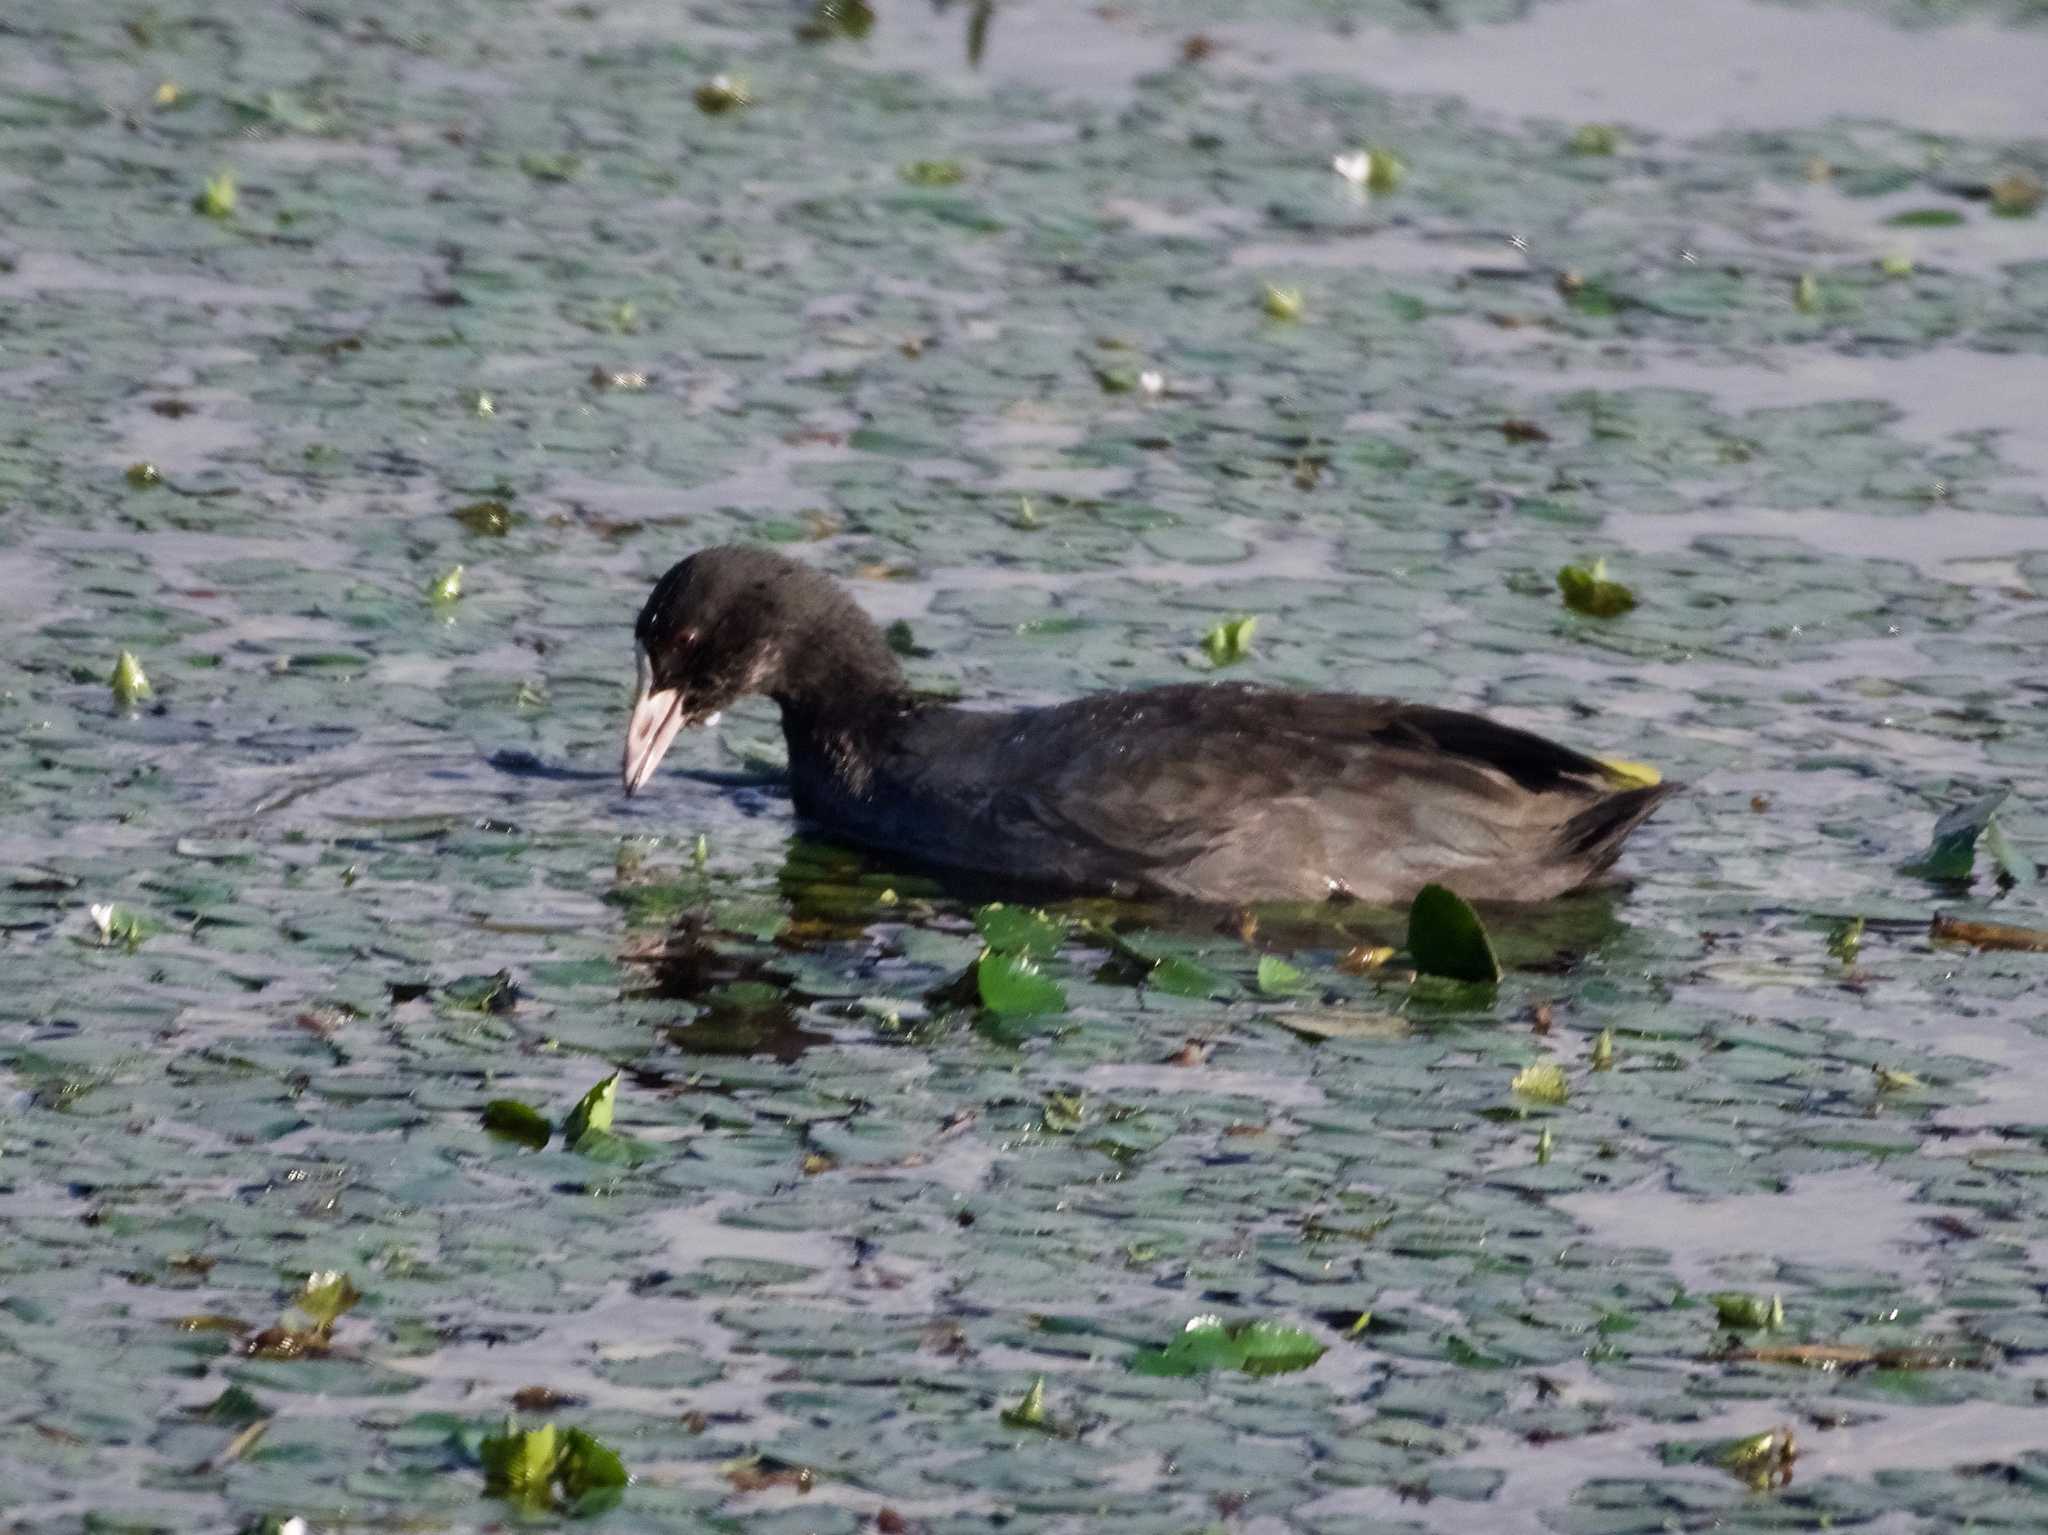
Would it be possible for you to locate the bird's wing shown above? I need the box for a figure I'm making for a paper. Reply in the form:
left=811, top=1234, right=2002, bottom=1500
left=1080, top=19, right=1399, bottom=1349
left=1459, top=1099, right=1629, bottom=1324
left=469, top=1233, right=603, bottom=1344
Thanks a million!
left=958, top=685, right=1624, bottom=898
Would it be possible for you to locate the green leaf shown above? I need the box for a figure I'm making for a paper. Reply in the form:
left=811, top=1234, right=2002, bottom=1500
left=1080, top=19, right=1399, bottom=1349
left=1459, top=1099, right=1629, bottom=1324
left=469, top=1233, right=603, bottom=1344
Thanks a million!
left=1557, top=558, right=1637, bottom=618
left=194, top=171, right=237, bottom=218
left=797, top=0, right=877, bottom=41
left=1991, top=169, right=2044, bottom=217
left=1511, top=1062, right=1569, bottom=1105
left=557, top=1427, right=628, bottom=1496
left=569, top=1127, right=647, bottom=1166
left=518, top=152, right=581, bottom=182
left=1712, top=1291, right=1785, bottom=1331
left=1885, top=208, right=1964, bottom=227
left=1261, top=284, right=1303, bottom=320
left=1199, top=614, right=1258, bottom=666
left=1902, top=789, right=2007, bottom=882
left=1568, top=123, right=1619, bottom=155
left=1146, top=954, right=1230, bottom=999
left=188, top=1384, right=267, bottom=1425
left=974, top=903, right=1066, bottom=957
left=562, top=1074, right=617, bottom=1144
left=1001, top=1376, right=1048, bottom=1428
left=1130, top=1315, right=1326, bottom=1377
left=481, top=1099, right=551, bottom=1149
left=110, top=650, right=153, bottom=706
left=294, top=1270, right=362, bottom=1328
left=1255, top=955, right=1306, bottom=996
left=1406, top=883, right=1501, bottom=984
left=1827, top=916, right=1864, bottom=964
left=901, top=159, right=966, bottom=186
left=451, top=499, right=514, bottom=535
left=480, top=1419, right=560, bottom=1508
left=1985, top=817, right=2037, bottom=889
left=966, top=0, right=992, bottom=67
left=694, top=74, right=750, bottom=113
left=975, top=950, right=1067, bottom=1017
left=428, top=564, right=464, bottom=603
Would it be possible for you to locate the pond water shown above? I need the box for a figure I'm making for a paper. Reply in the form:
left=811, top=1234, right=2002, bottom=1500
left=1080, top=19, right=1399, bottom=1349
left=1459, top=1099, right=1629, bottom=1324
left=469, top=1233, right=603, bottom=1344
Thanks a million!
left=5, top=0, right=2048, bottom=1530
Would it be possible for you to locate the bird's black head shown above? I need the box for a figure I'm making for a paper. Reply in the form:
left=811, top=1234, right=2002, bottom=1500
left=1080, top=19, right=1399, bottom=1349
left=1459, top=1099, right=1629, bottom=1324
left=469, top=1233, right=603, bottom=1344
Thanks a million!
left=622, top=545, right=905, bottom=794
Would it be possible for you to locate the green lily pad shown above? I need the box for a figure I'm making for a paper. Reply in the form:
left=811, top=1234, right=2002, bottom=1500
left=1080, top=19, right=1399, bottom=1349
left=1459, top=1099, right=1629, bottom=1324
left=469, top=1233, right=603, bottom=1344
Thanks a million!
left=1406, top=884, right=1501, bottom=985
left=1255, top=955, right=1307, bottom=996
left=562, top=1074, right=617, bottom=1145
left=1557, top=558, right=1638, bottom=618
left=1902, top=790, right=2008, bottom=882
left=1146, top=954, right=1231, bottom=999
left=975, top=903, right=1066, bottom=957
left=481, top=1099, right=551, bottom=1149
left=1131, top=1316, right=1327, bottom=1378
left=975, top=950, right=1067, bottom=1017
left=1200, top=615, right=1258, bottom=666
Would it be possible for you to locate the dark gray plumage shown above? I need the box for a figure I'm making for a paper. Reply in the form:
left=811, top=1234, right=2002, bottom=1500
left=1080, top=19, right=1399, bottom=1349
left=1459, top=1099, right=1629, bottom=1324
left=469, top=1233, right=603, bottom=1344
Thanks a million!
left=623, top=546, right=1674, bottom=905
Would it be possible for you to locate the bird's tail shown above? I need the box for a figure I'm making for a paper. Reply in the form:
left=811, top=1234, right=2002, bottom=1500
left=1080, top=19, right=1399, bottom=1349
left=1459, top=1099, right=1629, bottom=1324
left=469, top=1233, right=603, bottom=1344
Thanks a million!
left=1560, top=782, right=1678, bottom=873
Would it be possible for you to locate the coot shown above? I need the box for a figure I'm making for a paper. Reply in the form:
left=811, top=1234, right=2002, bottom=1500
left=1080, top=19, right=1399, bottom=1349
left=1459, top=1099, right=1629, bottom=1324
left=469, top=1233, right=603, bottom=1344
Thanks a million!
left=622, top=546, right=1673, bottom=904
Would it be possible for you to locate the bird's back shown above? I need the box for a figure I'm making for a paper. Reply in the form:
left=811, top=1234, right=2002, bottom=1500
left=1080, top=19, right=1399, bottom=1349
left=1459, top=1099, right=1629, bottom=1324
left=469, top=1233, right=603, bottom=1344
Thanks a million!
left=790, top=682, right=1671, bottom=905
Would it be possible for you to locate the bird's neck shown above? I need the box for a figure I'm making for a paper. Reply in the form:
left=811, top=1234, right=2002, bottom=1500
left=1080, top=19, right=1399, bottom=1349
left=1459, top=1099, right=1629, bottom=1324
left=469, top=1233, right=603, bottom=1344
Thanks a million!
left=769, top=618, right=914, bottom=794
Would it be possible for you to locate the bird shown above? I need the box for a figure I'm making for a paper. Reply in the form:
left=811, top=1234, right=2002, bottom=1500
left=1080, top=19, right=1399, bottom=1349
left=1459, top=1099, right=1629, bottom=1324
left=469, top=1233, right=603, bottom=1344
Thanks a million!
left=622, top=545, right=1674, bottom=906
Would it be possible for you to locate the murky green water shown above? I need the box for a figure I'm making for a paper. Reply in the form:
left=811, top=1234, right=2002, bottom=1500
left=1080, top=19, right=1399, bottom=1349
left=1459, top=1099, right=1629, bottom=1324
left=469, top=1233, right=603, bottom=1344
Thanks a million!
left=6, top=1, right=2048, bottom=1530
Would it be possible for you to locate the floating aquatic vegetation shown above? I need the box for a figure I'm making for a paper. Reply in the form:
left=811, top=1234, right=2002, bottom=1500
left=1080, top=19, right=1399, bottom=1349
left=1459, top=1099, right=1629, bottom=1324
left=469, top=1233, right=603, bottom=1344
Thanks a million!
left=1000, top=1376, right=1051, bottom=1429
left=481, top=1098, right=551, bottom=1148
left=109, top=649, right=152, bottom=706
left=561, top=1073, right=616, bottom=1144
left=973, top=949, right=1067, bottom=1017
left=1827, top=916, right=1864, bottom=963
left=1256, top=953, right=1307, bottom=995
left=901, top=159, right=965, bottom=186
left=1332, top=146, right=1405, bottom=191
left=193, top=171, right=236, bottom=217
left=428, top=564, right=464, bottom=603
left=1199, top=614, right=1257, bottom=666
left=517, top=152, right=580, bottom=183
left=1712, top=1291, right=1785, bottom=1331
left=1261, top=284, right=1304, bottom=320
left=1556, top=558, right=1638, bottom=618
left=1715, top=1426, right=1798, bottom=1491
left=478, top=1419, right=628, bottom=1514
left=87, top=901, right=147, bottom=948
left=451, top=498, right=513, bottom=535
left=1990, top=168, right=2044, bottom=216
left=239, top=1270, right=364, bottom=1359
left=1131, top=1315, right=1327, bottom=1377
left=1568, top=123, right=1620, bottom=156
left=125, top=461, right=161, bottom=487
left=1406, top=883, right=1501, bottom=984
left=796, top=0, right=875, bottom=41
left=1901, top=790, right=2007, bottom=882
left=1511, top=1061, right=1569, bottom=1104
left=694, top=74, right=750, bottom=114
left=974, top=902, right=1066, bottom=957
